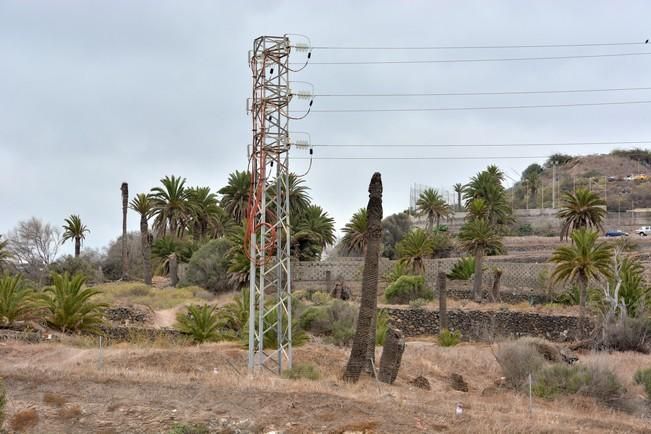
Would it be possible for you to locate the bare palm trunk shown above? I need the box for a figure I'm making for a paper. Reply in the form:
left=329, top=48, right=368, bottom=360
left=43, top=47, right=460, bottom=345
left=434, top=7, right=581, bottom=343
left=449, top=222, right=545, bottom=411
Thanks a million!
left=457, top=191, right=462, bottom=211
left=169, top=253, right=178, bottom=287
left=436, top=214, right=440, bottom=230
left=473, top=248, right=483, bottom=302
left=578, top=273, right=587, bottom=338
left=344, top=173, right=383, bottom=383
left=74, top=236, right=81, bottom=257
left=121, top=182, right=129, bottom=280
left=141, top=215, right=152, bottom=285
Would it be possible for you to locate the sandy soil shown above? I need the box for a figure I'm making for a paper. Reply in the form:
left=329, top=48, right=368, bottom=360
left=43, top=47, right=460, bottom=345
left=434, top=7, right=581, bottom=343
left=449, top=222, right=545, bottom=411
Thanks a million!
left=1, top=340, right=650, bottom=433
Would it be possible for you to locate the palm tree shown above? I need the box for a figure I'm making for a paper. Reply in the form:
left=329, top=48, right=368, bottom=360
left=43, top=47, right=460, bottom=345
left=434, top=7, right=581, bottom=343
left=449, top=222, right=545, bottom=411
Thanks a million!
left=458, top=214, right=504, bottom=301
left=219, top=170, right=251, bottom=224
left=268, top=173, right=311, bottom=216
left=61, top=215, right=90, bottom=257
left=0, top=235, right=13, bottom=273
left=150, top=175, right=190, bottom=238
left=416, top=188, right=450, bottom=230
left=187, top=186, right=224, bottom=241
left=396, top=228, right=434, bottom=274
left=453, top=183, right=463, bottom=211
left=557, top=188, right=607, bottom=240
left=292, top=205, right=336, bottom=260
left=466, top=197, right=489, bottom=221
left=121, top=182, right=129, bottom=280
left=524, top=172, right=540, bottom=209
left=129, top=193, right=154, bottom=285
left=551, top=228, right=613, bottom=329
left=0, top=274, right=34, bottom=325
left=463, top=166, right=512, bottom=226
left=344, top=172, right=383, bottom=383
left=341, top=208, right=368, bottom=255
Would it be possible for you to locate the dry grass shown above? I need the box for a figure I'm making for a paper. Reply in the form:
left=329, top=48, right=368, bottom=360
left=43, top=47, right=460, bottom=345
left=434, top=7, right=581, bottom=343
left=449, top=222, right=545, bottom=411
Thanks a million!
left=9, top=408, right=39, bottom=431
left=43, top=392, right=67, bottom=407
left=93, top=282, right=216, bottom=310
left=58, top=404, right=82, bottom=420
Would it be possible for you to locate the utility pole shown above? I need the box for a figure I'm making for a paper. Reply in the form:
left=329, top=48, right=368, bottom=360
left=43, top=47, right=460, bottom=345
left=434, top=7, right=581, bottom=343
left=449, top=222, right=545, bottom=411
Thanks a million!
left=552, top=162, right=556, bottom=209
left=247, top=35, right=295, bottom=374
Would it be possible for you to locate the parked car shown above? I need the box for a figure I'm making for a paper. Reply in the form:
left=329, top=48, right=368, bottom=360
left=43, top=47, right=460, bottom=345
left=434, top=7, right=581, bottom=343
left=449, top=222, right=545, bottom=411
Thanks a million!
left=635, top=174, right=650, bottom=181
left=625, top=175, right=635, bottom=181
left=605, top=230, right=629, bottom=237
left=636, top=226, right=651, bottom=236
left=607, top=176, right=618, bottom=182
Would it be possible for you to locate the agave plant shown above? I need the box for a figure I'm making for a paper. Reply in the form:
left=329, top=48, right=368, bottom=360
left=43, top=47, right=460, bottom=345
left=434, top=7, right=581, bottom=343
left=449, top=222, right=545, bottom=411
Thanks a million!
left=40, top=272, right=106, bottom=333
left=175, top=304, right=223, bottom=344
left=0, top=274, right=35, bottom=325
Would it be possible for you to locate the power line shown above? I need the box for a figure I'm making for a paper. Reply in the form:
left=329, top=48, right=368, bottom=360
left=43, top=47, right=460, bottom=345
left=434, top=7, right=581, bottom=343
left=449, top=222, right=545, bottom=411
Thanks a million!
left=309, top=86, right=651, bottom=97
left=292, top=51, right=651, bottom=65
left=309, top=140, right=651, bottom=148
left=306, top=40, right=650, bottom=50
left=292, top=99, right=651, bottom=113
left=291, top=155, right=550, bottom=160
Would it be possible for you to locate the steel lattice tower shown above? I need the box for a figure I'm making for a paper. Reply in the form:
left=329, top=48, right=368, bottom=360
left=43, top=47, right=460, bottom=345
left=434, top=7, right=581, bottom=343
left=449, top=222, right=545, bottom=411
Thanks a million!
left=247, top=35, right=293, bottom=374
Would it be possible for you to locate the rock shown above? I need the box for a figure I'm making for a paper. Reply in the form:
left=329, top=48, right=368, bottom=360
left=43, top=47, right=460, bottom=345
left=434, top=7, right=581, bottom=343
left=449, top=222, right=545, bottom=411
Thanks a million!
left=450, top=373, right=468, bottom=392
left=409, top=375, right=431, bottom=390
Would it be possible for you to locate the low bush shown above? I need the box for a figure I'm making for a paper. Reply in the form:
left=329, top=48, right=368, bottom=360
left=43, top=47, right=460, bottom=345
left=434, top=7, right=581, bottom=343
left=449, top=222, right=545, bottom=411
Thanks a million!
left=533, top=363, right=624, bottom=404
left=447, top=257, right=475, bottom=281
left=383, top=262, right=409, bottom=285
left=633, top=367, right=651, bottom=399
left=431, top=231, right=454, bottom=258
left=168, top=422, right=209, bottom=434
left=384, top=275, right=432, bottom=304
left=0, top=274, right=35, bottom=325
left=409, top=298, right=428, bottom=309
left=183, top=239, right=233, bottom=293
left=438, top=329, right=461, bottom=347
left=601, top=317, right=651, bottom=353
left=494, top=339, right=546, bottom=388
left=310, top=291, right=331, bottom=305
left=282, top=363, right=320, bottom=380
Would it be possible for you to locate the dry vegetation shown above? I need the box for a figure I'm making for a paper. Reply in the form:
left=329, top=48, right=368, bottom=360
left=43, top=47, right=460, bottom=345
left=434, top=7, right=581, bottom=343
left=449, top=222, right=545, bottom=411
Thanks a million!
left=1, top=340, right=650, bottom=433
left=93, top=281, right=216, bottom=310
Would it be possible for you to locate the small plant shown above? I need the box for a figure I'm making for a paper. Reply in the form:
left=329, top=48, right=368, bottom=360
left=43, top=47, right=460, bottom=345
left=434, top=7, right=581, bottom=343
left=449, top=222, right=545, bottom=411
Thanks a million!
left=409, top=298, right=428, bottom=309
left=384, top=275, right=432, bottom=304
left=167, top=422, right=209, bottom=434
left=383, top=262, right=409, bottom=285
left=494, top=339, right=546, bottom=388
left=282, top=363, right=320, bottom=380
left=0, top=274, right=35, bottom=325
left=40, top=272, right=106, bottom=333
left=446, top=256, right=475, bottom=281
left=175, top=304, right=222, bottom=344
left=310, top=291, right=331, bottom=305
left=533, top=363, right=624, bottom=405
left=438, top=329, right=461, bottom=347
left=634, top=367, right=651, bottom=399
left=9, top=408, right=39, bottom=432
left=375, top=309, right=389, bottom=346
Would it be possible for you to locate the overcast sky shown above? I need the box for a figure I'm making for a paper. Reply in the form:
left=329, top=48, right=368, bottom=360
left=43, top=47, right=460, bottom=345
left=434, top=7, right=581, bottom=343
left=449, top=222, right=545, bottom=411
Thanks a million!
left=2, top=0, right=651, bottom=254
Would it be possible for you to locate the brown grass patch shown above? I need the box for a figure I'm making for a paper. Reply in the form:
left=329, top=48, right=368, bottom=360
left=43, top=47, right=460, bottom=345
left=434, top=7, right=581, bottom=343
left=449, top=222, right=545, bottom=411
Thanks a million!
left=9, top=408, right=39, bottom=431
left=58, top=404, right=82, bottom=420
left=43, top=392, right=67, bottom=407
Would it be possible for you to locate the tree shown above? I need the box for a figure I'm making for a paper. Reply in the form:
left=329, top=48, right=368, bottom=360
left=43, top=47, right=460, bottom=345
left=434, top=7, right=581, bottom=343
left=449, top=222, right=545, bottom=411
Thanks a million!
left=341, top=208, right=368, bottom=256
left=416, top=188, right=450, bottom=230
left=382, top=212, right=411, bottom=259
left=557, top=188, right=607, bottom=241
left=344, top=173, right=383, bottom=383
left=458, top=214, right=504, bottom=301
left=187, top=186, right=228, bottom=241
left=219, top=170, right=251, bottom=224
left=268, top=173, right=311, bottom=217
left=292, top=205, right=336, bottom=261
left=6, top=218, right=61, bottom=284
left=453, top=183, right=464, bottom=211
left=0, top=275, right=34, bottom=325
left=522, top=165, right=543, bottom=209
left=129, top=193, right=154, bottom=285
left=120, top=182, right=129, bottom=280
left=551, top=228, right=613, bottom=330
left=545, top=153, right=574, bottom=168
left=61, top=215, right=90, bottom=258
left=150, top=175, right=190, bottom=238
left=396, top=228, right=434, bottom=274
left=463, top=165, right=512, bottom=226
left=184, top=238, right=233, bottom=293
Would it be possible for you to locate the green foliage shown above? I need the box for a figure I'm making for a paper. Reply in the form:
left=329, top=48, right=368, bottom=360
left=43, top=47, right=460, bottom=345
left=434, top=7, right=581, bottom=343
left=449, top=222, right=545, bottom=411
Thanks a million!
left=601, top=316, right=651, bottom=353
left=397, top=229, right=434, bottom=273
left=438, top=329, right=461, bottom=347
left=384, top=275, right=432, bottom=304
left=416, top=188, right=451, bottom=230
left=167, top=422, right=209, bottom=434
left=310, top=291, right=331, bottom=305
left=516, top=223, right=534, bottom=236
left=292, top=205, right=336, bottom=261
left=299, top=299, right=357, bottom=346
left=521, top=163, right=544, bottom=181
left=382, top=212, right=412, bottom=259
left=61, top=214, right=90, bottom=251
left=553, top=285, right=601, bottom=306
left=150, top=175, right=190, bottom=238
left=375, top=309, right=389, bottom=346
left=495, top=339, right=546, bottom=388
left=0, top=274, right=35, bottom=325
left=545, top=153, right=574, bottom=168
left=409, top=298, right=428, bottom=309
left=458, top=217, right=504, bottom=256
left=633, top=367, right=651, bottom=399
left=533, top=364, right=624, bottom=404
left=175, top=304, right=223, bottom=344
left=341, top=208, right=368, bottom=256
left=40, top=272, right=106, bottom=333
left=447, top=256, right=475, bottom=281
left=606, top=255, right=651, bottom=318
left=611, top=147, right=651, bottom=166
left=218, top=170, right=251, bottom=224
left=49, top=252, right=103, bottom=283
left=282, top=363, right=320, bottom=380
left=384, top=262, right=409, bottom=285
left=463, top=165, right=512, bottom=226
left=184, top=239, right=233, bottom=293
left=431, top=231, right=454, bottom=258
left=557, top=188, right=607, bottom=240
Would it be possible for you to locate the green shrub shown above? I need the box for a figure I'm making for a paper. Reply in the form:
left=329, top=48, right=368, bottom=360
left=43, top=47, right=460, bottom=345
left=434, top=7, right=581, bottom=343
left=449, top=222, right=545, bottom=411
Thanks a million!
left=310, top=291, right=331, bottom=305
left=438, top=329, right=461, bottom=347
left=601, top=317, right=651, bottom=353
left=0, top=274, right=35, bottom=325
left=0, top=377, right=5, bottom=429
left=167, top=422, right=209, bottom=434
left=533, top=364, right=624, bottom=404
left=447, top=257, right=475, bottom=281
left=48, top=252, right=104, bottom=284
left=282, top=363, right=320, bottom=380
left=634, top=367, right=651, bottom=399
left=383, top=262, right=409, bottom=285
left=409, top=298, right=428, bottom=309
left=431, top=231, right=454, bottom=258
left=516, top=224, right=533, bottom=236
left=175, top=304, right=223, bottom=344
left=495, top=339, right=546, bottom=388
left=384, top=275, right=432, bottom=304
left=40, top=272, right=106, bottom=333
left=183, top=239, right=233, bottom=293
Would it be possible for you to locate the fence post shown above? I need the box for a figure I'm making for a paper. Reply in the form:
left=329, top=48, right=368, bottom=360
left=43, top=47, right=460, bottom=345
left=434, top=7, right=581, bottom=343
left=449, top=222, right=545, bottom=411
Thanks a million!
left=438, top=271, right=448, bottom=332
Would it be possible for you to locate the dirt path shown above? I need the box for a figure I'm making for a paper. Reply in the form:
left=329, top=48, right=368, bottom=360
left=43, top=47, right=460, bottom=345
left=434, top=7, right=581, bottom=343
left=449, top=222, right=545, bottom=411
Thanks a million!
left=153, top=308, right=178, bottom=328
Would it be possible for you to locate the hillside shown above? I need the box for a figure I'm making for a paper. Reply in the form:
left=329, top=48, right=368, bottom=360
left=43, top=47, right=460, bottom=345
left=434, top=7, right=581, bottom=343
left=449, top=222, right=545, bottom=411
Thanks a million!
left=510, top=150, right=651, bottom=211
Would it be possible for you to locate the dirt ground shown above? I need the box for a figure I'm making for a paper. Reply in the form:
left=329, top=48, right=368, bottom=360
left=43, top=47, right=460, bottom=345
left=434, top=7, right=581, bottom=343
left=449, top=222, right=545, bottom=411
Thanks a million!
left=2, top=340, right=650, bottom=433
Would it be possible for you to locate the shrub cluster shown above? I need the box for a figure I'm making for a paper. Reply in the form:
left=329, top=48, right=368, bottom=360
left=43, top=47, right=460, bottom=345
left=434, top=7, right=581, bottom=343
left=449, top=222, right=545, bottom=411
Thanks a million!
left=533, top=364, right=624, bottom=404
left=438, top=329, right=461, bottom=347
left=446, top=257, right=475, bottom=281
left=634, top=367, right=651, bottom=399
left=282, top=363, right=320, bottom=380
left=182, top=239, right=232, bottom=293
left=384, top=275, right=432, bottom=304
left=600, top=317, right=651, bottom=353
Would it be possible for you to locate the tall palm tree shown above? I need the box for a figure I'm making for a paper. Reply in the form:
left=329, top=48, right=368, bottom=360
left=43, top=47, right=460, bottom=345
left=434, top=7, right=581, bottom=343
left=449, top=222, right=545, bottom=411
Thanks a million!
left=150, top=175, right=189, bottom=238
left=524, top=171, right=540, bottom=209
left=551, top=228, right=613, bottom=329
left=557, top=188, right=607, bottom=241
left=458, top=214, right=504, bottom=301
left=187, top=186, right=223, bottom=241
left=61, top=215, right=90, bottom=258
left=344, top=172, right=383, bottom=383
left=453, top=183, right=463, bottom=211
left=120, top=182, right=129, bottom=280
left=292, top=205, right=336, bottom=260
left=463, top=166, right=512, bottom=226
left=268, top=173, right=311, bottom=216
left=219, top=170, right=251, bottom=224
left=341, top=208, right=368, bottom=255
left=416, top=188, right=450, bottom=230
left=129, top=193, right=154, bottom=285
left=396, top=228, right=434, bottom=274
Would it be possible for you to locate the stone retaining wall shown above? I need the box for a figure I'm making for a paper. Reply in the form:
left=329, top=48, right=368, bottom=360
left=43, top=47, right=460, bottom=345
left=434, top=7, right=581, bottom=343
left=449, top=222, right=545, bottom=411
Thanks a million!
left=386, top=307, right=590, bottom=342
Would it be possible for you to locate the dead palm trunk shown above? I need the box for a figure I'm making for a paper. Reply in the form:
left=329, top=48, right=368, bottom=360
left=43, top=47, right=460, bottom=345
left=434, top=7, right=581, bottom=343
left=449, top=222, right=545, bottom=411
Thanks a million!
left=141, top=214, right=152, bottom=285
left=473, top=247, right=483, bottom=302
left=121, top=182, right=129, bottom=280
left=344, top=172, right=383, bottom=383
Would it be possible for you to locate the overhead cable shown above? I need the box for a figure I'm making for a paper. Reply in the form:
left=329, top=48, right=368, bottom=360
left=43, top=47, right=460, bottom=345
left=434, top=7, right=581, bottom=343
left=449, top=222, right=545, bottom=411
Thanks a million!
left=309, top=86, right=651, bottom=97
left=305, top=40, right=649, bottom=50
